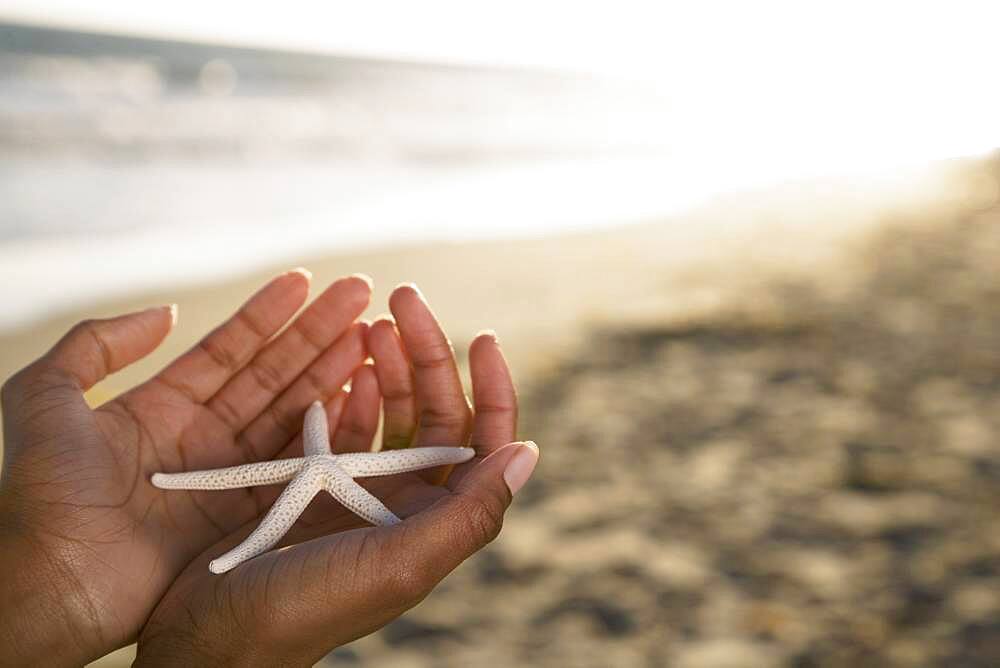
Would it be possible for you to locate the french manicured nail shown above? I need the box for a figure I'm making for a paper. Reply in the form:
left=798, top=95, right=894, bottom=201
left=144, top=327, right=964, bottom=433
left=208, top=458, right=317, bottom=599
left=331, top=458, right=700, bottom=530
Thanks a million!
left=476, top=328, right=498, bottom=342
left=290, top=267, right=312, bottom=280
left=503, top=442, right=539, bottom=495
left=351, top=272, right=374, bottom=289
left=398, top=282, right=425, bottom=300
left=168, top=303, right=178, bottom=326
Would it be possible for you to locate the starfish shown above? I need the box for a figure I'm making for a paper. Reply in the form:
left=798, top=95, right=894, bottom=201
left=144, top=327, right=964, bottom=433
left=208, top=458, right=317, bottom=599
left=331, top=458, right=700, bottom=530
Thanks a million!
left=152, top=401, right=474, bottom=573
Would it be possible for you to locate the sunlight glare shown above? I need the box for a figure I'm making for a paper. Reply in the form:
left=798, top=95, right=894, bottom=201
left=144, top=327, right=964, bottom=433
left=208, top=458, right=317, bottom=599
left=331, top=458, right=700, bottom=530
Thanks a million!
left=3, top=1, right=995, bottom=183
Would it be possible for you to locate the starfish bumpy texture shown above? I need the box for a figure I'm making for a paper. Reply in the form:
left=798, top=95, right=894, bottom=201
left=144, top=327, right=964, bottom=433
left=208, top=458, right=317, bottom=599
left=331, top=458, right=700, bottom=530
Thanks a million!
left=152, top=401, right=474, bottom=573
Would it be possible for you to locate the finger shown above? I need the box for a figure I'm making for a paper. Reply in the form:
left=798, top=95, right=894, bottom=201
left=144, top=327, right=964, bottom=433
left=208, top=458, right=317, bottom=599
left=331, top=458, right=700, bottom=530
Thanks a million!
left=207, top=274, right=372, bottom=433
left=389, top=285, right=471, bottom=447
left=237, top=322, right=368, bottom=460
left=0, top=306, right=175, bottom=459
left=4, top=305, right=175, bottom=403
left=331, top=364, right=380, bottom=453
left=468, top=331, right=517, bottom=455
left=367, top=316, right=417, bottom=450
left=158, top=269, right=310, bottom=403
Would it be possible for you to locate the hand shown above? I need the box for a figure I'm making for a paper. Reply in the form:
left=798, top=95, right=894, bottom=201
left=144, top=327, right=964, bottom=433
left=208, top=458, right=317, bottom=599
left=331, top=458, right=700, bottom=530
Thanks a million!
left=133, top=284, right=538, bottom=667
left=0, top=270, right=375, bottom=665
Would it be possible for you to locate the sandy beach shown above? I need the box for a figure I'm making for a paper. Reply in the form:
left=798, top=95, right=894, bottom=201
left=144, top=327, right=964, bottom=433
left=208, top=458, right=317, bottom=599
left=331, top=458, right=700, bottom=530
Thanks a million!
left=0, top=158, right=983, bottom=404
left=2, top=155, right=999, bottom=667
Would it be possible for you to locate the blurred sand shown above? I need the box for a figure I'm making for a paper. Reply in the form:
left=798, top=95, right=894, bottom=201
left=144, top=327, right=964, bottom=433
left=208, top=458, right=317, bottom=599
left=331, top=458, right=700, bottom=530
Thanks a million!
left=1, top=156, right=997, bottom=667
left=334, top=162, right=1000, bottom=667
left=0, top=160, right=984, bottom=407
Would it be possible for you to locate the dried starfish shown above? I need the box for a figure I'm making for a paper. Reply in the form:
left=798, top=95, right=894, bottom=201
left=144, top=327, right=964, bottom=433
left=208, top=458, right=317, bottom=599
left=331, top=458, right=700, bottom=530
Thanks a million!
left=152, top=401, right=474, bottom=573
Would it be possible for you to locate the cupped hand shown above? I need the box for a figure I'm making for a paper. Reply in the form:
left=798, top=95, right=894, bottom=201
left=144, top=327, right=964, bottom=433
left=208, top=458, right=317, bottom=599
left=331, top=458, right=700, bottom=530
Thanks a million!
left=133, top=284, right=538, bottom=667
left=0, top=270, right=376, bottom=665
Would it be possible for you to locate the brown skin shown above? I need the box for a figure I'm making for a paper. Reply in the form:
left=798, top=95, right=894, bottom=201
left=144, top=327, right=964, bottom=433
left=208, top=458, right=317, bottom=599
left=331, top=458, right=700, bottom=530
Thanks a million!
left=0, top=275, right=533, bottom=666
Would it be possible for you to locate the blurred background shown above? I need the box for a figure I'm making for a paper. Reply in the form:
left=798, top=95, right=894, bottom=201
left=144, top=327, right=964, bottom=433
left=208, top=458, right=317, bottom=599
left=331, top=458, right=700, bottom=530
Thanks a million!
left=1, top=2, right=999, bottom=666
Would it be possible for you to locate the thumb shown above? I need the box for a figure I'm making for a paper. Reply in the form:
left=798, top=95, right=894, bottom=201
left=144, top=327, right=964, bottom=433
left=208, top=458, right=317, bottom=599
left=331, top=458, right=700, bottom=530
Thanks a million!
left=2, top=305, right=177, bottom=403
left=43, top=305, right=177, bottom=391
left=389, top=441, right=540, bottom=591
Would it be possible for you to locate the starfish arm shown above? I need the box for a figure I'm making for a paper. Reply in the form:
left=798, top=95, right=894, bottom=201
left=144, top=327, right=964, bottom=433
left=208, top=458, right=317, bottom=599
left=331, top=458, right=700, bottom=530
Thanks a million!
left=151, top=458, right=306, bottom=490
left=303, top=400, right=331, bottom=457
left=209, top=468, right=322, bottom=573
left=336, top=447, right=476, bottom=478
left=324, top=463, right=401, bottom=526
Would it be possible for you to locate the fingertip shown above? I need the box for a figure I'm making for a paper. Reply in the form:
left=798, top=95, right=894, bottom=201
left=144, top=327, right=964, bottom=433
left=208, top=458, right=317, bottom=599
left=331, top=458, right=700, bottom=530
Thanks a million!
left=388, top=283, right=424, bottom=312
left=469, top=329, right=513, bottom=383
left=140, top=304, right=176, bottom=328
left=289, top=266, right=313, bottom=281
left=281, top=267, right=313, bottom=299
left=330, top=274, right=375, bottom=311
left=259, top=269, right=312, bottom=315
left=333, top=359, right=381, bottom=453
left=482, top=440, right=536, bottom=461
left=348, top=322, right=370, bottom=358
left=393, top=281, right=420, bottom=294
left=325, top=391, right=348, bottom=427
left=139, top=304, right=178, bottom=340
left=352, top=361, right=378, bottom=384
left=368, top=316, right=399, bottom=346
left=261, top=267, right=310, bottom=300
left=346, top=320, right=370, bottom=343
left=350, top=272, right=374, bottom=291
left=342, top=273, right=373, bottom=300
left=470, top=330, right=501, bottom=354
left=502, top=441, right=539, bottom=495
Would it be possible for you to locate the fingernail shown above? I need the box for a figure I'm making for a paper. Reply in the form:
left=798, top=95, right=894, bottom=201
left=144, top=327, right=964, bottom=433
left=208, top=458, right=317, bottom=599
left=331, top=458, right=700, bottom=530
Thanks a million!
left=351, top=273, right=374, bottom=289
left=476, top=328, right=498, bottom=342
left=290, top=267, right=312, bottom=280
left=396, top=282, right=425, bottom=300
left=503, top=442, right=539, bottom=495
left=373, top=312, right=395, bottom=324
left=168, top=303, right=178, bottom=326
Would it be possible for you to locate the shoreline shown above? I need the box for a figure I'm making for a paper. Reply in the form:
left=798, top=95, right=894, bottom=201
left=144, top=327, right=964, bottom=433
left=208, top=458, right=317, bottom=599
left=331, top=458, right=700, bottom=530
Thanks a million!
left=1, top=156, right=987, bottom=407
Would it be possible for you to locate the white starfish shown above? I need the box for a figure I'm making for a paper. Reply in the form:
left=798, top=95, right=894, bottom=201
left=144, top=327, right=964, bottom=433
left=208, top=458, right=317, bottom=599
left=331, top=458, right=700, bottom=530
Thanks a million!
left=152, top=401, right=474, bottom=574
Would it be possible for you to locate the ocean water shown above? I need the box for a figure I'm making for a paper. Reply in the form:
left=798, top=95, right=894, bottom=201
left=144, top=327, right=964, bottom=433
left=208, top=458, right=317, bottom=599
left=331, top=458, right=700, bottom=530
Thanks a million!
left=1, top=22, right=992, bottom=331
left=0, top=23, right=712, bottom=330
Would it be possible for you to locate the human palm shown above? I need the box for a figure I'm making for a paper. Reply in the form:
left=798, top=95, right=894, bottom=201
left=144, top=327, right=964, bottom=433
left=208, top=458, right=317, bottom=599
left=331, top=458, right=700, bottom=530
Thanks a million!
left=0, top=272, right=533, bottom=667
